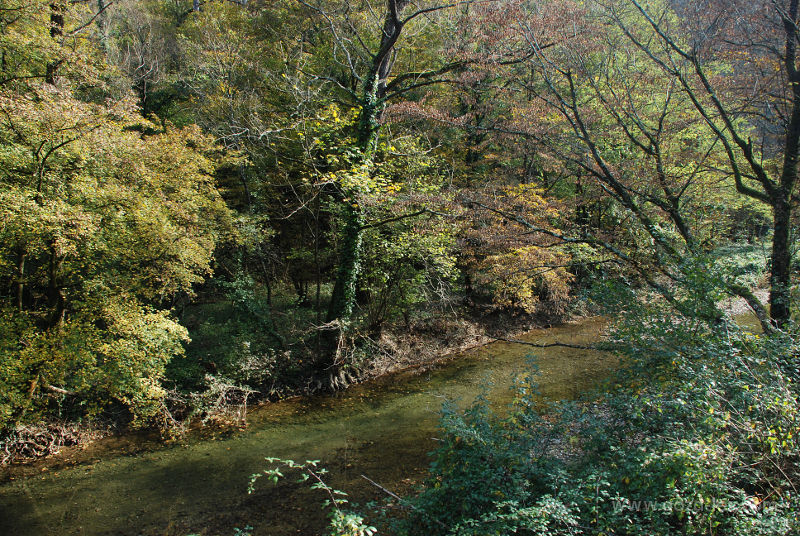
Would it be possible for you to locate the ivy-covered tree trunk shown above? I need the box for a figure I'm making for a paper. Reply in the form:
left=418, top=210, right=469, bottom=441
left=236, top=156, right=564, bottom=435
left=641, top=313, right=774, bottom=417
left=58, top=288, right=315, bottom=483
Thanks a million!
left=319, top=0, right=409, bottom=381
left=326, top=203, right=365, bottom=324
left=318, top=88, right=380, bottom=376
left=324, top=77, right=383, bottom=328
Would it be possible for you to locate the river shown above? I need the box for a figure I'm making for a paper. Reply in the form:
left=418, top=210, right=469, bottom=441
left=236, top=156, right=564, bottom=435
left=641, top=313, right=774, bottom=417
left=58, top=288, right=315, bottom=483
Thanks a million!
left=0, top=317, right=615, bottom=535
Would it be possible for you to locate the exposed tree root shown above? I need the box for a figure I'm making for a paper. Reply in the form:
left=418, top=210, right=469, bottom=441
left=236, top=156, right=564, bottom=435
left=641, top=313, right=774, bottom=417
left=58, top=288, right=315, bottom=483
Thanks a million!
left=0, top=422, right=105, bottom=466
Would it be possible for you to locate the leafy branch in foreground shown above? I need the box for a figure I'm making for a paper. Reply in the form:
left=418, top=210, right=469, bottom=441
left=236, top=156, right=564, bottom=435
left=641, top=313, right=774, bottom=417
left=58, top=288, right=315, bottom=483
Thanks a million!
left=249, top=457, right=377, bottom=536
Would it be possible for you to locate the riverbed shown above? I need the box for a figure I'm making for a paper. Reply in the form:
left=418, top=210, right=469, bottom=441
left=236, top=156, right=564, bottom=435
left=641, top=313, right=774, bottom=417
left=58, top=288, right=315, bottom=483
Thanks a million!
left=0, top=317, right=615, bottom=535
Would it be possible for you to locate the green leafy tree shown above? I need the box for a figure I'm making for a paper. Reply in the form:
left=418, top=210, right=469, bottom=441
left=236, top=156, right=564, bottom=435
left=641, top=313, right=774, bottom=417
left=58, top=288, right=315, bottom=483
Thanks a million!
left=0, top=1, right=231, bottom=429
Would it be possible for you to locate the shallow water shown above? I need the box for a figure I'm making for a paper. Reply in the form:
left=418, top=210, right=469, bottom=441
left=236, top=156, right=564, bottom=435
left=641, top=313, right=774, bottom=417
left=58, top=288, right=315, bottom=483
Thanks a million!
left=0, top=317, right=615, bottom=535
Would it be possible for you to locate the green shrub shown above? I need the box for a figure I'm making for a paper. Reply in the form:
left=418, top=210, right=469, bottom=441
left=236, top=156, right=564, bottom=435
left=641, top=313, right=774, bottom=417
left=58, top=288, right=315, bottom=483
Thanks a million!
left=395, top=309, right=800, bottom=535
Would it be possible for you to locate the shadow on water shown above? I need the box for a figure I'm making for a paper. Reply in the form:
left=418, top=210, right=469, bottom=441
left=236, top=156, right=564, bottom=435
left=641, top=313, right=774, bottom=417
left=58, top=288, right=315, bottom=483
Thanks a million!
left=0, top=317, right=615, bottom=535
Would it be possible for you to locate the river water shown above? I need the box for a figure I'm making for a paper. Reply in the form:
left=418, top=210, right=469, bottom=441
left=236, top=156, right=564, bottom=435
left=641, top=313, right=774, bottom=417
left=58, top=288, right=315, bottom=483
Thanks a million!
left=0, top=317, right=615, bottom=535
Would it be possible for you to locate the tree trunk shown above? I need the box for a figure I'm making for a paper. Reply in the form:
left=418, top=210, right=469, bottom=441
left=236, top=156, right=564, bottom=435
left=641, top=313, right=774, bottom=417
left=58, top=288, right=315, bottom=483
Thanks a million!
left=96, top=0, right=109, bottom=52
left=47, top=244, right=65, bottom=330
left=16, top=248, right=26, bottom=311
left=769, top=196, right=793, bottom=328
left=45, top=1, right=65, bottom=84
left=770, top=0, right=800, bottom=328
left=318, top=0, right=410, bottom=379
left=326, top=203, right=365, bottom=323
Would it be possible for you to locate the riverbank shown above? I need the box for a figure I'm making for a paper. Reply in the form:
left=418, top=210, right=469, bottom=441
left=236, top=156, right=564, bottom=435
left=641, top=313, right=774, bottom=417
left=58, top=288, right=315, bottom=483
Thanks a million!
left=0, top=317, right=614, bottom=536
left=2, top=285, right=764, bottom=473
left=0, top=305, right=568, bottom=474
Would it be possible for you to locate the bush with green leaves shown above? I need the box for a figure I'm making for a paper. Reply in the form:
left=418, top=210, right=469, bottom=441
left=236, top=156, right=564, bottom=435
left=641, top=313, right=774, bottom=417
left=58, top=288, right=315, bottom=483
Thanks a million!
left=394, top=302, right=800, bottom=535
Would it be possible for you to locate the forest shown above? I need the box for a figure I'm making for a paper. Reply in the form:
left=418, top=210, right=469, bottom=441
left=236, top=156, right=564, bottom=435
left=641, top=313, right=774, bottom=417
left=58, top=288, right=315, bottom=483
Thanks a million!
left=0, top=0, right=798, bottom=534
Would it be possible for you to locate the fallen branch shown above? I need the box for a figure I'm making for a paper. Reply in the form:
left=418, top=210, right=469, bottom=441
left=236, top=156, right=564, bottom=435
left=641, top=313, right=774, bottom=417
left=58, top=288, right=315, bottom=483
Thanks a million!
left=45, top=384, right=76, bottom=396
left=361, top=474, right=405, bottom=503
left=491, top=336, right=597, bottom=350
left=360, top=474, right=448, bottom=529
